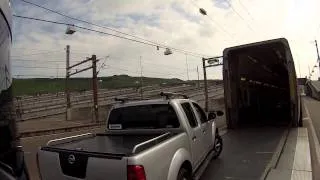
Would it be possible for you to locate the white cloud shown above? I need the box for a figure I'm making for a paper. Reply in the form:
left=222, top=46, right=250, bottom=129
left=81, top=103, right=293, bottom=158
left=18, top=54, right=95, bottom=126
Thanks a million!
left=11, top=0, right=320, bottom=80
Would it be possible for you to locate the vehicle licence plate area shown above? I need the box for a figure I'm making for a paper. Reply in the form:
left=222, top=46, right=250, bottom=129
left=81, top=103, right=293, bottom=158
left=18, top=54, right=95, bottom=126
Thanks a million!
left=59, top=152, right=88, bottom=178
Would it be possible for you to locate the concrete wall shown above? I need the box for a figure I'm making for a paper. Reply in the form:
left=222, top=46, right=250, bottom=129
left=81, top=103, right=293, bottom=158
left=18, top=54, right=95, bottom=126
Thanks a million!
left=306, top=81, right=320, bottom=100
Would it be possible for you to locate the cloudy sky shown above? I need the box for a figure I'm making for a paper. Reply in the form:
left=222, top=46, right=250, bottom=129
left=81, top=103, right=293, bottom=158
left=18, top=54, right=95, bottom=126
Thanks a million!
left=10, top=0, right=320, bottom=80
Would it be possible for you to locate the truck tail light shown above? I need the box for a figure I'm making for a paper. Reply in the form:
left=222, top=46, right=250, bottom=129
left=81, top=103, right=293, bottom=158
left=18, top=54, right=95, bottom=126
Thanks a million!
left=127, top=165, right=146, bottom=180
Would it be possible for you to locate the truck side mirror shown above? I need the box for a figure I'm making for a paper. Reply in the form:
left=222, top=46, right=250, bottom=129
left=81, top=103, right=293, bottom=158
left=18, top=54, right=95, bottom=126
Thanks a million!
left=216, top=111, right=224, bottom=116
left=208, top=112, right=216, bottom=120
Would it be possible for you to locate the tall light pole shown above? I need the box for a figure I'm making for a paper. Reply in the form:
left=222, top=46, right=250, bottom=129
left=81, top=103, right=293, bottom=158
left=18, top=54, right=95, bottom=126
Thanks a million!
left=65, top=25, right=76, bottom=121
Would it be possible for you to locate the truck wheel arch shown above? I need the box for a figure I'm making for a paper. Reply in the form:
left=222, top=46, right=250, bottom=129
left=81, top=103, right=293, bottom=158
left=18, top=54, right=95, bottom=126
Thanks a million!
left=167, top=148, right=192, bottom=180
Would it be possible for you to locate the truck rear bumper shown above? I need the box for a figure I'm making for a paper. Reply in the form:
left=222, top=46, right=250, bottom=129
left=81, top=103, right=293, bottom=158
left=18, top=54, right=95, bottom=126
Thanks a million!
left=37, top=149, right=127, bottom=180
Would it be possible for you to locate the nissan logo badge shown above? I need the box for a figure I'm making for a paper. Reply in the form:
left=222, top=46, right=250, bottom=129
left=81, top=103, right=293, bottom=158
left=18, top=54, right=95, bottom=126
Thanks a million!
left=68, top=154, right=76, bottom=164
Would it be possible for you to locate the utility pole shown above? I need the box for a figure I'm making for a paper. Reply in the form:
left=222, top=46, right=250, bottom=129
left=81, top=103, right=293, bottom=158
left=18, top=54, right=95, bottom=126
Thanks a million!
left=315, top=40, right=320, bottom=80
left=185, top=54, right=189, bottom=81
left=140, top=56, right=143, bottom=99
left=65, top=45, right=71, bottom=121
left=202, top=58, right=209, bottom=112
left=66, top=54, right=99, bottom=123
left=197, top=66, right=200, bottom=88
left=202, top=56, right=223, bottom=112
left=92, top=55, right=99, bottom=123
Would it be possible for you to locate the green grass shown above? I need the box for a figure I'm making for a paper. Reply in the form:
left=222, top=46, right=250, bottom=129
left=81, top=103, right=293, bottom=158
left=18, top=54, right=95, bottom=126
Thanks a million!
left=12, top=75, right=185, bottom=96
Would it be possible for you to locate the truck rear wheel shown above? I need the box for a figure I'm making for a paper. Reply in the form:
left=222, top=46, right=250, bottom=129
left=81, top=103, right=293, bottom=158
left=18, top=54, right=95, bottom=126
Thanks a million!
left=177, top=167, right=192, bottom=180
left=212, top=135, right=223, bottom=159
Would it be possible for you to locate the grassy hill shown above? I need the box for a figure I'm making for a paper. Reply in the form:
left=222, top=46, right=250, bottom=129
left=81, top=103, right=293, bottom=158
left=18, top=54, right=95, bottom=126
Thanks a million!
left=12, top=75, right=185, bottom=96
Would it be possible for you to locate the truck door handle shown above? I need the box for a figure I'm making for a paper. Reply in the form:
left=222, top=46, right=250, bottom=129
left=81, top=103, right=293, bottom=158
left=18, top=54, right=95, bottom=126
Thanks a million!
left=192, top=136, right=197, bottom=141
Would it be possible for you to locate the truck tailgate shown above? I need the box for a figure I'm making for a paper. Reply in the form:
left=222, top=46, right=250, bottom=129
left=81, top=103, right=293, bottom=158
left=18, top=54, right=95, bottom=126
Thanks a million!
left=37, top=134, right=165, bottom=180
left=38, top=148, right=127, bottom=180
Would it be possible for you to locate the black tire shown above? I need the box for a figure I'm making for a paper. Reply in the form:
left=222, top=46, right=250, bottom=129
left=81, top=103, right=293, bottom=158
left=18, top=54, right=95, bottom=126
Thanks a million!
left=212, top=135, right=223, bottom=159
left=177, top=167, right=192, bottom=180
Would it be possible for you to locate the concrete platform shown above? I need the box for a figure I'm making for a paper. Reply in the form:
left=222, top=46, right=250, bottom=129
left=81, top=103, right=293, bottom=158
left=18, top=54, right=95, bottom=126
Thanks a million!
left=266, top=128, right=312, bottom=180
left=18, top=118, right=90, bottom=133
left=201, top=127, right=287, bottom=180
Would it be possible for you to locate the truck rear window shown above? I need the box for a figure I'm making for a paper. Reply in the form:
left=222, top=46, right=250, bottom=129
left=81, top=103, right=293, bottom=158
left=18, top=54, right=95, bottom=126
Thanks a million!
left=108, top=104, right=180, bottom=129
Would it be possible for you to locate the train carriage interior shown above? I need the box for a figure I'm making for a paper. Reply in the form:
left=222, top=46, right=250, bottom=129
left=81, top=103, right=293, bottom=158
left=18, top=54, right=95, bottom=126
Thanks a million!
left=225, top=40, right=295, bottom=128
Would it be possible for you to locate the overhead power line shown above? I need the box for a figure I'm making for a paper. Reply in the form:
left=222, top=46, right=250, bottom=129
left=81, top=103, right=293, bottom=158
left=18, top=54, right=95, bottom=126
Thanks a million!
left=11, top=58, right=85, bottom=64
left=12, top=47, right=63, bottom=52
left=237, top=0, right=255, bottom=22
left=104, top=65, right=191, bottom=77
left=188, top=0, right=235, bottom=41
left=11, top=50, right=63, bottom=57
left=108, top=55, right=195, bottom=71
left=224, top=0, right=255, bottom=32
left=12, top=59, right=65, bottom=63
left=19, top=0, right=211, bottom=58
left=19, top=0, right=160, bottom=45
left=13, top=74, right=64, bottom=78
left=12, top=65, right=65, bottom=70
left=14, top=15, right=209, bottom=58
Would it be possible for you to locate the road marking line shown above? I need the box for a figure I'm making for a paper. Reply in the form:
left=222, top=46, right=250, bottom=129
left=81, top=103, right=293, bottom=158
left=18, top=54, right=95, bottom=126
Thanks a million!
left=291, top=170, right=312, bottom=180
left=291, top=128, right=312, bottom=180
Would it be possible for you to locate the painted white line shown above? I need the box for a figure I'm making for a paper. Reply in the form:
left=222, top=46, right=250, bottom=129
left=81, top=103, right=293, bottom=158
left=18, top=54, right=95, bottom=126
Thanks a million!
left=297, top=128, right=308, bottom=138
left=291, top=170, right=312, bottom=180
left=305, top=105, right=311, bottom=118
left=293, top=128, right=311, bottom=171
left=291, top=128, right=312, bottom=180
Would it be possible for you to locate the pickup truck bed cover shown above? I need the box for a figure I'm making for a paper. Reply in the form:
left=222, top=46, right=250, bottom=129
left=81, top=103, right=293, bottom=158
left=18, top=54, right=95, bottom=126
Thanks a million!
left=41, top=132, right=180, bottom=157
